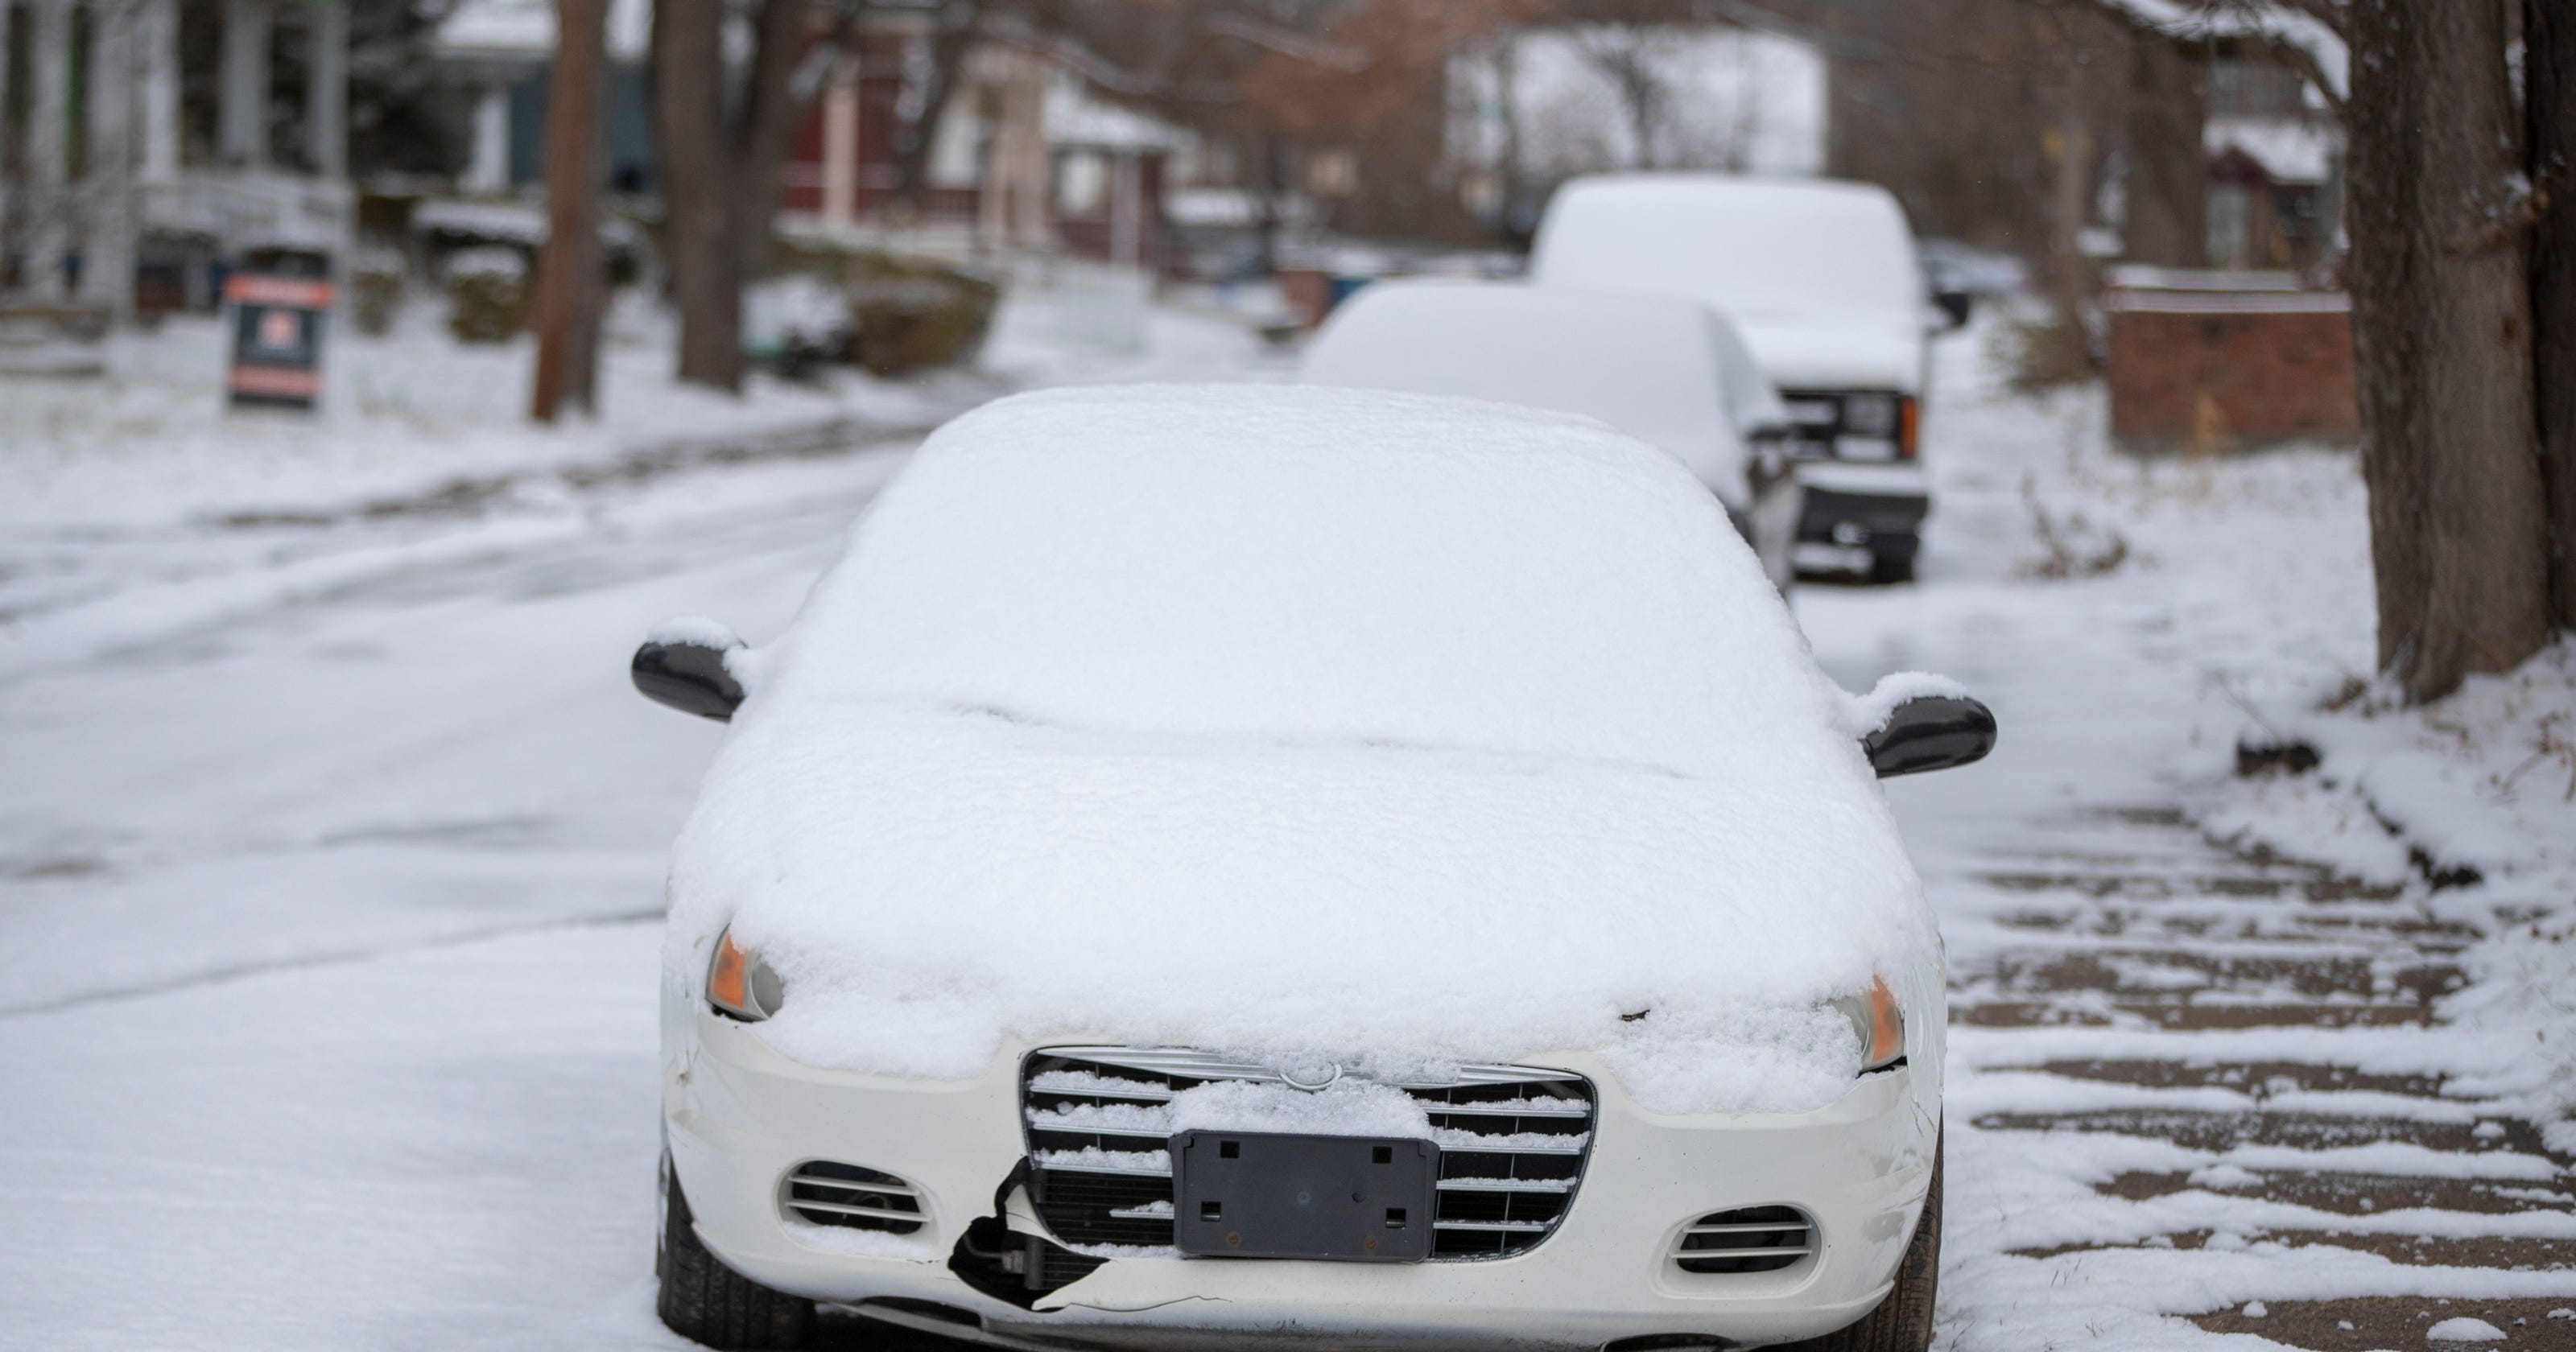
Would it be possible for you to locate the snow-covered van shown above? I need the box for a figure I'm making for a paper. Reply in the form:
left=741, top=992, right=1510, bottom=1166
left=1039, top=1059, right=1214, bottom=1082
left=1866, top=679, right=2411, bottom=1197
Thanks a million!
left=1298, top=279, right=1805, bottom=593
left=1532, top=175, right=1962, bottom=583
left=632, top=385, right=1996, bottom=1352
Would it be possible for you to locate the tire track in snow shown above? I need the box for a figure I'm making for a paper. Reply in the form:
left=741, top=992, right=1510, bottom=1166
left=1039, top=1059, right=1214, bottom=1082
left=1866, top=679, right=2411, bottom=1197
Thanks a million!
left=0, top=906, right=663, bottom=1020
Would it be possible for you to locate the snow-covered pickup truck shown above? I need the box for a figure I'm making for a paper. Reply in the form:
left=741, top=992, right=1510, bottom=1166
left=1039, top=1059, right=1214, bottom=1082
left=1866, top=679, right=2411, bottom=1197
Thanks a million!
left=631, top=385, right=1995, bottom=1352
left=1532, top=175, right=1972, bottom=585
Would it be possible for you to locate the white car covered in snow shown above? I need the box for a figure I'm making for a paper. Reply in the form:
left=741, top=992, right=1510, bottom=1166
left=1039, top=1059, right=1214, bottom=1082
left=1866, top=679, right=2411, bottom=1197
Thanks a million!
left=631, top=385, right=1996, bottom=1351
left=1297, top=280, right=1805, bottom=592
left=1531, top=175, right=1971, bottom=584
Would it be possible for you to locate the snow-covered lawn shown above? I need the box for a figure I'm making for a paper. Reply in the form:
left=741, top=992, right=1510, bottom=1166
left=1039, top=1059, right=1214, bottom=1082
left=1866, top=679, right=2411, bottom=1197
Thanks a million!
left=1, top=292, right=2566, bottom=1350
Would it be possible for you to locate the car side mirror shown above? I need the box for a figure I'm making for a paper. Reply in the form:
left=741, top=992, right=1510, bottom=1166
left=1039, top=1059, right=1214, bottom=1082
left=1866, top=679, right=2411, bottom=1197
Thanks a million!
left=1865, top=695, right=1995, bottom=777
left=1930, top=291, right=1973, bottom=332
left=632, top=628, right=745, bottom=722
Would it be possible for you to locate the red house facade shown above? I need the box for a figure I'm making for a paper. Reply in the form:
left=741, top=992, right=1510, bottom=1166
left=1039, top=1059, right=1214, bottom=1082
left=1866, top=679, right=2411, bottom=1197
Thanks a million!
left=777, top=33, right=1181, bottom=272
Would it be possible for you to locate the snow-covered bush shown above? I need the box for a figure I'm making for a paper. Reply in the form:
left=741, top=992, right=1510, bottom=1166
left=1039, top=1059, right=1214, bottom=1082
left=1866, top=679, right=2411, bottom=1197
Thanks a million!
left=444, top=248, right=526, bottom=344
left=349, top=249, right=407, bottom=337
left=769, top=236, right=1000, bottom=375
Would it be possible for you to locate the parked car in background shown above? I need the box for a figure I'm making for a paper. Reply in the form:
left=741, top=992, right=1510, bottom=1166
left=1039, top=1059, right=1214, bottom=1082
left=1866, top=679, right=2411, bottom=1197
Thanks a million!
left=634, top=385, right=1994, bottom=1352
left=1531, top=175, right=1970, bottom=584
left=1298, top=279, right=1804, bottom=592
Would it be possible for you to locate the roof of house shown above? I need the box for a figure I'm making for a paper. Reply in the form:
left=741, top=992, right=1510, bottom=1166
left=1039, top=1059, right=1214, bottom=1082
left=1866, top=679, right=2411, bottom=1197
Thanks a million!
left=2204, top=115, right=2339, bottom=186
left=437, top=0, right=652, bottom=64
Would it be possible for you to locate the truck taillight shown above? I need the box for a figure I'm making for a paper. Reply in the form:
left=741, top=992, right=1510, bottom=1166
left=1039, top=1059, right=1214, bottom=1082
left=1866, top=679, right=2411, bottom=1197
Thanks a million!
left=1897, top=397, right=1920, bottom=460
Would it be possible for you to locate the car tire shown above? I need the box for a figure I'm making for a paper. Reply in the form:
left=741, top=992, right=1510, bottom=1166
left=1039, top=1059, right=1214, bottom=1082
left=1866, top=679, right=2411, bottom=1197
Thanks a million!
left=1868, top=541, right=1919, bottom=586
left=1787, top=1141, right=1941, bottom=1352
left=658, top=1152, right=815, bottom=1350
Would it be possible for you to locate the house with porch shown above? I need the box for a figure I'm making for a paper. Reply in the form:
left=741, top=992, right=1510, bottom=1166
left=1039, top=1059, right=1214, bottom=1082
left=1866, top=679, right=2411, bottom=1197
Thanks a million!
left=1, top=0, right=355, bottom=319
left=431, top=0, right=1188, bottom=271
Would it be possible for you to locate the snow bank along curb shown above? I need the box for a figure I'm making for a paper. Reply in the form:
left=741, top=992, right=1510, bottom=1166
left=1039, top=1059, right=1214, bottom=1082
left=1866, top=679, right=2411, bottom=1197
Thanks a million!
left=2201, top=639, right=2576, bottom=1153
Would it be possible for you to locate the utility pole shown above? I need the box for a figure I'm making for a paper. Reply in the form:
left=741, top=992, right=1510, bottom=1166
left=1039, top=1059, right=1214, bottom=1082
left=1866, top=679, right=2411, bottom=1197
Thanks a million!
left=531, top=0, right=608, bottom=421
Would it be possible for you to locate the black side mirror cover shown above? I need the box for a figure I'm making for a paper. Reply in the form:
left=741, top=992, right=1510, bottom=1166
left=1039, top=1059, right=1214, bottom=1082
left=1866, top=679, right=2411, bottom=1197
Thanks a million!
left=1932, top=291, right=1973, bottom=332
left=1865, top=695, right=1996, bottom=777
left=633, top=640, right=745, bottom=722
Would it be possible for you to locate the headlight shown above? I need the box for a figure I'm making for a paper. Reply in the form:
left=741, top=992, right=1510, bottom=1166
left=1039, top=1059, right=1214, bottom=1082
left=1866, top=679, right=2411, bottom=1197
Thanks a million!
left=1831, top=975, right=1905, bottom=1073
left=707, top=925, right=785, bottom=1021
left=1842, top=393, right=1900, bottom=435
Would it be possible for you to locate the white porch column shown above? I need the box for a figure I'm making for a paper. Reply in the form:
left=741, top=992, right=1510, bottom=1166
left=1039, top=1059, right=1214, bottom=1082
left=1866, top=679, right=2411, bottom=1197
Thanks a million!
left=27, top=0, right=71, bottom=296
left=464, top=83, right=511, bottom=192
left=1108, top=151, right=1141, bottom=270
left=305, top=0, right=346, bottom=178
left=987, top=51, right=1050, bottom=252
left=220, top=0, right=271, bottom=167
left=821, top=68, right=859, bottom=228
left=87, top=0, right=138, bottom=320
left=139, top=0, right=181, bottom=180
left=0, top=1, right=14, bottom=229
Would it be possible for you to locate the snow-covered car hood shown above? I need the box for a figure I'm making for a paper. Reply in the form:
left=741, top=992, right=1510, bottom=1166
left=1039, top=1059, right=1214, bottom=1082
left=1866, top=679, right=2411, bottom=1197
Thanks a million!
left=1732, top=314, right=1924, bottom=394
left=671, top=701, right=1932, bottom=1116
left=660, top=385, right=1943, bottom=1115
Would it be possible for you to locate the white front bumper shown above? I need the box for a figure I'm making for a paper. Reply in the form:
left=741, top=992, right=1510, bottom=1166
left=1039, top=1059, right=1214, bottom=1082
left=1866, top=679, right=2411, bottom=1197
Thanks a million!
left=663, top=992, right=1940, bottom=1350
left=1794, top=459, right=1930, bottom=501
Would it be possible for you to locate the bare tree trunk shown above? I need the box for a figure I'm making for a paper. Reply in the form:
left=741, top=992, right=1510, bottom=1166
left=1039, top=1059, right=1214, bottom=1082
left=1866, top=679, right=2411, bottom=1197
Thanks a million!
left=889, top=3, right=980, bottom=215
left=1621, top=55, right=1658, bottom=170
left=2120, top=27, right=2206, bottom=269
left=2346, top=0, right=2549, bottom=702
left=655, top=0, right=743, bottom=391
left=1249, top=132, right=1284, bottom=275
left=2046, top=102, right=2091, bottom=322
left=732, top=0, right=812, bottom=282
left=533, top=0, right=608, bottom=421
left=2530, top=0, right=2576, bottom=628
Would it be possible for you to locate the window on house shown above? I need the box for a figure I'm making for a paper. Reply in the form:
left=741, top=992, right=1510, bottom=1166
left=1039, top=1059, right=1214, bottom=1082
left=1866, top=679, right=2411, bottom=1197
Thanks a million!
left=2210, top=58, right=2306, bottom=118
left=2207, top=183, right=2252, bottom=269
left=1057, top=150, right=1106, bottom=215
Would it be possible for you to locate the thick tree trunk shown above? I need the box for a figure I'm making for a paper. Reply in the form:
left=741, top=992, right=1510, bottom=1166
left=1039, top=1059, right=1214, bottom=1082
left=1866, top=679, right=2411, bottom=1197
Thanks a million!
left=2345, top=0, right=2549, bottom=702
left=889, top=7, right=978, bottom=215
left=2120, top=29, right=2206, bottom=269
left=2530, top=0, right=2576, bottom=628
left=532, top=0, right=608, bottom=421
left=654, top=0, right=742, bottom=392
left=731, top=0, right=811, bottom=283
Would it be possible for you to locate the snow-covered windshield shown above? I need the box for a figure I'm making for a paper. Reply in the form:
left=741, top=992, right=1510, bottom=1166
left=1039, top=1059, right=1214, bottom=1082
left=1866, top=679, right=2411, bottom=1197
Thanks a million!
left=1298, top=281, right=1752, bottom=501
left=1534, top=175, right=1924, bottom=326
left=758, top=384, right=1839, bottom=777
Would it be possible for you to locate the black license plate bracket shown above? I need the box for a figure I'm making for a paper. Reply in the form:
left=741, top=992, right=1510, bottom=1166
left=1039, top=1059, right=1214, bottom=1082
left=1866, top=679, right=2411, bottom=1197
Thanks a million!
left=1170, top=1130, right=1438, bottom=1262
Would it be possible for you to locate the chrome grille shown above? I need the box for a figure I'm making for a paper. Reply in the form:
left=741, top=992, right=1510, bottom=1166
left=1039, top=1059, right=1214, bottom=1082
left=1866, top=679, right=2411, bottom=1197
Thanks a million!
left=780, top=1160, right=925, bottom=1235
left=1670, top=1205, right=1814, bottom=1275
left=1021, top=1046, right=1595, bottom=1259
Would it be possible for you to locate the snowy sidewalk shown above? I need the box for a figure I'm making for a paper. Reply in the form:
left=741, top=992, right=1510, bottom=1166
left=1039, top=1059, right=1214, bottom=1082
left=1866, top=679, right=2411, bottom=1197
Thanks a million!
left=1798, top=316, right=2576, bottom=1350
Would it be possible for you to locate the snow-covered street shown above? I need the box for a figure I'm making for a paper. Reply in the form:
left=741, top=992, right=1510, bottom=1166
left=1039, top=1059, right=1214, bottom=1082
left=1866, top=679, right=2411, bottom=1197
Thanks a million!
left=4, top=310, right=2570, bottom=1350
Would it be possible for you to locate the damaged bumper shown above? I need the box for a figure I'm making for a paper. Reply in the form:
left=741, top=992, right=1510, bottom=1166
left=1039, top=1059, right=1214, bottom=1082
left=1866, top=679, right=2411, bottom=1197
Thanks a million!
left=663, top=991, right=1939, bottom=1350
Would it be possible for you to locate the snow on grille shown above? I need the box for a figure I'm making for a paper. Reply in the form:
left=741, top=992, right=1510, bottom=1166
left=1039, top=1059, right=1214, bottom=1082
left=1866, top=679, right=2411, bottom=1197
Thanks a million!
left=1022, top=1047, right=1596, bottom=1259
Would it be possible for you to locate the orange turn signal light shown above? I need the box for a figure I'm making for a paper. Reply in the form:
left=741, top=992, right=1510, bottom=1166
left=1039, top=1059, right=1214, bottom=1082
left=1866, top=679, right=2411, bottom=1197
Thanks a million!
left=708, top=927, right=753, bottom=1015
left=1862, top=975, right=1905, bottom=1069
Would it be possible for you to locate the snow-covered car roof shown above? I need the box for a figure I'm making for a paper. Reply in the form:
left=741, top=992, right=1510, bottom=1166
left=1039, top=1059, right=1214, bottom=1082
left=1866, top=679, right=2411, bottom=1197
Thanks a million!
left=1297, top=280, right=1781, bottom=504
left=1532, top=175, right=1929, bottom=388
left=667, top=385, right=1934, bottom=1112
